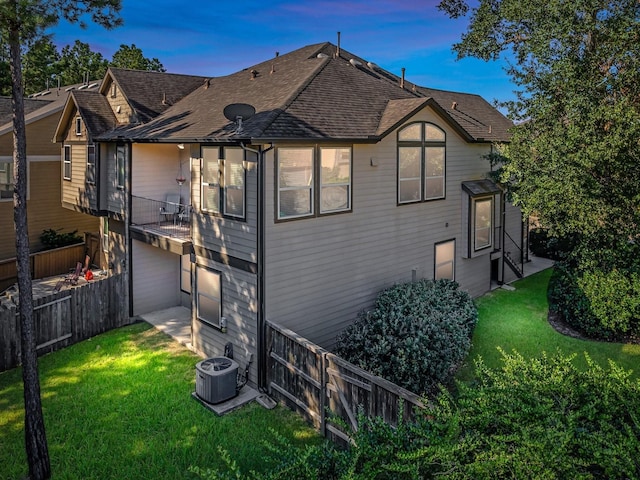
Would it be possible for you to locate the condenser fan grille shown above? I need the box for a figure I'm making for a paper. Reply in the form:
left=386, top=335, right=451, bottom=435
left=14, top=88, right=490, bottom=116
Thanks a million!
left=201, top=358, right=232, bottom=371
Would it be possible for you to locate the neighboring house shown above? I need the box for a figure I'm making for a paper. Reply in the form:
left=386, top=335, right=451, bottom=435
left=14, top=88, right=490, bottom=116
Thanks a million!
left=54, top=42, right=526, bottom=389
left=0, top=84, right=100, bottom=288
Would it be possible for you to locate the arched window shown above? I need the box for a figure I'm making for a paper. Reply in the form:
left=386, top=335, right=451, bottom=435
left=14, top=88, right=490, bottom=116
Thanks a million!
left=397, top=122, right=445, bottom=203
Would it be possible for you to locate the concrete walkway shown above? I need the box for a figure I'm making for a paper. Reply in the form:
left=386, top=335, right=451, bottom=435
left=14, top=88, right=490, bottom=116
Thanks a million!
left=138, top=306, right=194, bottom=352
left=521, top=254, right=555, bottom=279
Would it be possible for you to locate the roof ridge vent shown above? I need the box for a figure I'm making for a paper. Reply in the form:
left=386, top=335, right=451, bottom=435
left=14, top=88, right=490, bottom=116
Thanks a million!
left=349, top=58, right=362, bottom=67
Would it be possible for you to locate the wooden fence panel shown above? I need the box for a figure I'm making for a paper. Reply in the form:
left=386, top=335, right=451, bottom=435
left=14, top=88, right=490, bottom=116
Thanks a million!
left=266, top=321, right=326, bottom=431
left=266, top=320, right=426, bottom=445
left=32, top=244, right=86, bottom=280
left=0, top=273, right=129, bottom=372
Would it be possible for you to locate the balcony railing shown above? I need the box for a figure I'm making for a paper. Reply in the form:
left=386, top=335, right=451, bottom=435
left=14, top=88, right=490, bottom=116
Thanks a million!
left=131, top=195, right=191, bottom=240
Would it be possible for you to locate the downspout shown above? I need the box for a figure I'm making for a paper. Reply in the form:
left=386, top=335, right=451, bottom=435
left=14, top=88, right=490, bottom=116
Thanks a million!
left=126, top=143, right=134, bottom=318
left=240, top=142, right=273, bottom=391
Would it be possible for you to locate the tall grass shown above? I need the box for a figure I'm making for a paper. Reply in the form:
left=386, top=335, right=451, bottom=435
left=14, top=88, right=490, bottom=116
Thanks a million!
left=0, top=322, right=320, bottom=480
left=458, top=268, right=640, bottom=381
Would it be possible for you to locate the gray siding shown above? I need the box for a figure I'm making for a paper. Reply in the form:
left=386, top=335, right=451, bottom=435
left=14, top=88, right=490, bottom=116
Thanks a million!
left=263, top=107, right=501, bottom=348
left=190, top=145, right=258, bottom=263
left=131, top=240, right=181, bottom=315
left=191, top=256, right=258, bottom=387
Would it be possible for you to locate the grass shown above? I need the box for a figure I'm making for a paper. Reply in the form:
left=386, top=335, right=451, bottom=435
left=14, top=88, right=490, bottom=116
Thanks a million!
left=0, top=322, right=321, bottom=480
left=457, top=268, right=640, bottom=381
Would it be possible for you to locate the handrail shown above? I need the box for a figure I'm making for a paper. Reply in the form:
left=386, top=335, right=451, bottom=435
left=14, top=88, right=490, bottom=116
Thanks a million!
left=131, top=195, right=191, bottom=240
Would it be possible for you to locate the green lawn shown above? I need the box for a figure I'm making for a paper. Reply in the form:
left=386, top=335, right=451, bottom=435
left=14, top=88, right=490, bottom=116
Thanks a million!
left=0, top=322, right=320, bottom=480
left=458, top=268, right=640, bottom=381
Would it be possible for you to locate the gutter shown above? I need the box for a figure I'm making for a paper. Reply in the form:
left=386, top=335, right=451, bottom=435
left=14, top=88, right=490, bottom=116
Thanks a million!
left=240, top=142, right=274, bottom=391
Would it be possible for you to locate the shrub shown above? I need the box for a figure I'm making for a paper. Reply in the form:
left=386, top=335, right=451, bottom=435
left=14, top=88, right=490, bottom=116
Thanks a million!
left=334, top=279, right=477, bottom=394
left=196, top=351, right=640, bottom=480
left=549, top=262, right=640, bottom=340
left=40, top=228, right=83, bottom=250
left=528, top=227, right=573, bottom=260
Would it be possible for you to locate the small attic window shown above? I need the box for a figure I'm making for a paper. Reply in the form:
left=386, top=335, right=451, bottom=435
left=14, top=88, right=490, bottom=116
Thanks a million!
left=75, top=117, right=82, bottom=136
left=111, top=84, right=117, bottom=98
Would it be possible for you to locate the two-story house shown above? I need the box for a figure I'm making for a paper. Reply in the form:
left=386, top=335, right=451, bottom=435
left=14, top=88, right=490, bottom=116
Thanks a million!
left=0, top=85, right=100, bottom=290
left=54, top=42, right=525, bottom=389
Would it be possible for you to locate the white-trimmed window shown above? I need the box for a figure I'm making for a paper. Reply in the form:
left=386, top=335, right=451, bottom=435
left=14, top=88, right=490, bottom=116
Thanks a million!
left=75, top=117, right=82, bottom=136
left=63, top=145, right=71, bottom=180
left=473, top=197, right=493, bottom=251
left=223, top=147, right=245, bottom=218
left=196, top=266, right=221, bottom=328
left=87, top=144, right=96, bottom=184
left=102, top=217, right=109, bottom=253
left=116, top=145, right=125, bottom=189
left=320, top=147, right=351, bottom=213
left=0, top=160, right=13, bottom=200
left=435, top=239, right=455, bottom=280
left=110, top=83, right=117, bottom=98
left=398, top=122, right=446, bottom=203
left=277, top=147, right=314, bottom=219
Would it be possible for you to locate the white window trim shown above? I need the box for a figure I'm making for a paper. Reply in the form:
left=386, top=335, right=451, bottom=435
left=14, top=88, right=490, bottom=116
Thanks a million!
left=75, top=117, right=82, bottom=136
left=222, top=148, right=245, bottom=219
left=63, top=145, right=71, bottom=180
left=201, top=147, right=221, bottom=214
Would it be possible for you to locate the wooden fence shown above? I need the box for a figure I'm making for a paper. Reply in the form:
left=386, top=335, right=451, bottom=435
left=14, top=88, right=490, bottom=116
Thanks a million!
left=0, top=273, right=129, bottom=372
left=0, top=243, right=87, bottom=292
left=266, top=320, right=426, bottom=444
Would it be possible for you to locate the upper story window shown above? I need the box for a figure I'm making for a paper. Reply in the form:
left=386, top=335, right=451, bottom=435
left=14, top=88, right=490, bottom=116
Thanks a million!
left=397, top=122, right=445, bottom=204
left=75, top=117, right=82, bottom=136
left=63, top=145, right=71, bottom=180
left=201, top=146, right=246, bottom=220
left=0, top=160, right=13, bottom=200
left=110, top=83, right=117, bottom=98
left=116, top=145, right=125, bottom=189
left=277, top=146, right=352, bottom=220
left=87, top=144, right=96, bottom=185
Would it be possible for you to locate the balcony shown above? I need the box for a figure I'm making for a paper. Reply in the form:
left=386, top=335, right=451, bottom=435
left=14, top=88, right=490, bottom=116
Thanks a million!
left=131, top=195, right=191, bottom=243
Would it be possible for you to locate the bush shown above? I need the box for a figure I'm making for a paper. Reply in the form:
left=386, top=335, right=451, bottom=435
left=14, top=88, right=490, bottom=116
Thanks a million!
left=334, top=279, right=477, bottom=394
left=195, top=351, right=640, bottom=480
left=39, top=228, right=83, bottom=250
left=549, top=262, right=640, bottom=340
left=528, top=228, right=573, bottom=260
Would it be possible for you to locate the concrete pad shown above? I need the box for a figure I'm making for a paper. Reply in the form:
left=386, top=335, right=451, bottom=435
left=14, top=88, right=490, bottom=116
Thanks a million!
left=192, top=385, right=260, bottom=416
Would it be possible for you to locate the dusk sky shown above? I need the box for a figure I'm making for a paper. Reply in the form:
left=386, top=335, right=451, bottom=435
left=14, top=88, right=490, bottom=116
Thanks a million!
left=50, top=0, right=515, bottom=107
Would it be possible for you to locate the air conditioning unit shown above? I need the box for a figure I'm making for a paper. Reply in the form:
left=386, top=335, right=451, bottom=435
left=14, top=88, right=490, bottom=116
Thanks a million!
left=195, top=356, right=239, bottom=404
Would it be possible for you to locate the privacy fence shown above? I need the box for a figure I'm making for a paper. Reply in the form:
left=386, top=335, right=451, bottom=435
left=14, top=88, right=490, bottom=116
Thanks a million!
left=266, top=320, right=426, bottom=444
left=0, top=243, right=86, bottom=292
left=0, top=273, right=129, bottom=372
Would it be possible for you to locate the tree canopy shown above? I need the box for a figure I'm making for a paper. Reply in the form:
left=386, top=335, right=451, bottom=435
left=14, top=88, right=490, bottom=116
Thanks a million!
left=110, top=43, right=165, bottom=72
left=438, top=0, right=640, bottom=244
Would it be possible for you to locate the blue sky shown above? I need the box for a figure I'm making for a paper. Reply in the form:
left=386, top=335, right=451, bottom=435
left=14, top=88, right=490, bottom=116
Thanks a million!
left=50, top=0, right=516, bottom=106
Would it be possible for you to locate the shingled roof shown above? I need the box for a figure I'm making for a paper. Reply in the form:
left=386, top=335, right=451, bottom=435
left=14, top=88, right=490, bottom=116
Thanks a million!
left=72, top=90, right=117, bottom=137
left=98, top=42, right=512, bottom=144
left=105, top=68, right=209, bottom=124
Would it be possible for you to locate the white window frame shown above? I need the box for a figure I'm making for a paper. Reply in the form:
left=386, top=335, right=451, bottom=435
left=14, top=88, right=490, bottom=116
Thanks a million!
left=63, top=145, right=71, bottom=180
left=473, top=197, right=493, bottom=252
left=201, top=146, right=221, bottom=214
left=397, top=122, right=446, bottom=204
left=102, top=217, right=109, bottom=253
left=75, top=117, right=82, bottom=136
left=196, top=266, right=222, bottom=328
left=319, top=147, right=352, bottom=214
left=110, top=83, right=117, bottom=98
left=116, top=145, right=125, bottom=189
left=87, top=144, right=96, bottom=185
left=435, top=239, right=456, bottom=281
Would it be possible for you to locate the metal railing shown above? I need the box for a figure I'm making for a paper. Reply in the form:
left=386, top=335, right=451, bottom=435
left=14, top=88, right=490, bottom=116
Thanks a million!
left=131, top=195, right=191, bottom=239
